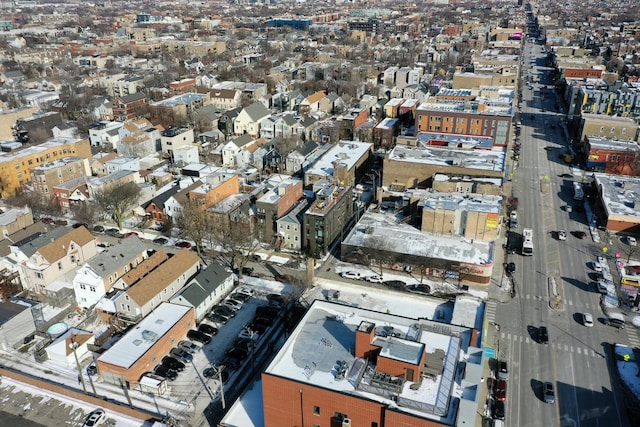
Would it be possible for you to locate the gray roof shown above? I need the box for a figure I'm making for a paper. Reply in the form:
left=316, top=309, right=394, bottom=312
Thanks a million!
left=283, top=114, right=298, bottom=126
left=118, top=92, right=146, bottom=104
left=12, top=227, right=73, bottom=258
left=243, top=101, right=270, bottom=122
left=85, top=236, right=148, bottom=276
left=176, top=261, right=231, bottom=306
left=232, top=134, right=253, bottom=148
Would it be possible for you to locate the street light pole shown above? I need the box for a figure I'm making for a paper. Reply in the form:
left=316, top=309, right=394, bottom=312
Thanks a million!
left=216, top=365, right=226, bottom=409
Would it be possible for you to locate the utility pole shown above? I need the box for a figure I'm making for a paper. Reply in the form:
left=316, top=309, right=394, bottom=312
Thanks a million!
left=69, top=335, right=87, bottom=394
left=216, top=365, right=226, bottom=409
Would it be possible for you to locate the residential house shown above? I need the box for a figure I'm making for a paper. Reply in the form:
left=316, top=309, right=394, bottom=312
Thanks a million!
left=275, top=200, right=308, bottom=251
left=296, top=116, right=319, bottom=141
left=304, top=141, right=373, bottom=187
left=52, top=177, right=91, bottom=211
left=303, top=184, right=354, bottom=255
left=0, top=298, right=39, bottom=351
left=222, top=134, right=254, bottom=168
left=207, top=193, right=254, bottom=240
left=260, top=113, right=298, bottom=141
left=52, top=122, right=78, bottom=139
left=193, top=105, right=224, bottom=133
left=286, top=140, right=321, bottom=175
left=100, top=74, right=145, bottom=98
left=9, top=226, right=97, bottom=295
left=104, top=157, right=140, bottom=175
left=73, top=236, right=149, bottom=308
left=169, top=79, right=197, bottom=96
left=113, top=249, right=200, bottom=323
left=30, top=157, right=91, bottom=203
left=188, top=171, right=241, bottom=208
left=89, top=97, right=113, bottom=121
left=233, top=101, right=271, bottom=138
left=87, top=170, right=141, bottom=198
left=209, top=88, right=241, bottom=110
left=142, top=184, right=181, bottom=225
left=45, top=328, right=94, bottom=367
left=299, top=91, right=326, bottom=117
left=161, top=127, right=194, bottom=157
left=218, top=107, right=241, bottom=139
left=164, top=180, right=202, bottom=219
left=88, top=121, right=125, bottom=150
left=170, top=261, right=234, bottom=322
left=149, top=92, right=210, bottom=128
left=255, top=175, right=304, bottom=244
left=119, top=129, right=158, bottom=158
left=89, top=152, right=118, bottom=177
left=112, top=92, right=148, bottom=122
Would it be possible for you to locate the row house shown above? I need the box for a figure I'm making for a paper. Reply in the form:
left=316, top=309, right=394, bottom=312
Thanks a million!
left=30, top=157, right=91, bottom=203
left=142, top=184, right=181, bottom=225
left=119, top=127, right=159, bottom=158
left=87, top=170, right=141, bottom=198
left=52, top=177, right=90, bottom=211
left=73, top=236, right=149, bottom=308
left=259, top=113, right=298, bottom=140
left=222, top=134, right=265, bottom=168
left=98, top=74, right=145, bottom=98
left=89, top=152, right=118, bottom=177
left=112, top=249, right=200, bottom=324
left=285, top=140, right=321, bottom=176
left=170, top=79, right=197, bottom=96
left=9, top=226, right=97, bottom=295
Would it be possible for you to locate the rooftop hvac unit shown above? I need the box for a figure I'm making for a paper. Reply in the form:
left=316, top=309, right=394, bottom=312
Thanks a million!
left=342, top=419, right=352, bottom=427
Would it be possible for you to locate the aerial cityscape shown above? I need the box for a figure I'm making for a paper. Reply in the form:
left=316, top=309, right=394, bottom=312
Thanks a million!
left=0, top=0, right=639, bottom=426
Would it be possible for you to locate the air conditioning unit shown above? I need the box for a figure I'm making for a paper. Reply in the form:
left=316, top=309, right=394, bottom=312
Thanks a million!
left=342, top=419, right=352, bottom=427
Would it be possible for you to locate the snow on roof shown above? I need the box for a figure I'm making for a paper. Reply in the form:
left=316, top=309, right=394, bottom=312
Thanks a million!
left=418, top=192, right=502, bottom=214
left=389, top=144, right=505, bottom=172
left=344, top=211, right=493, bottom=265
left=98, top=303, right=191, bottom=369
left=593, top=173, right=640, bottom=218
left=265, top=299, right=465, bottom=421
left=305, top=140, right=372, bottom=179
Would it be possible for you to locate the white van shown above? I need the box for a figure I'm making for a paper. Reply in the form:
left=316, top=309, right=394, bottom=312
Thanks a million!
left=582, top=313, right=593, bottom=327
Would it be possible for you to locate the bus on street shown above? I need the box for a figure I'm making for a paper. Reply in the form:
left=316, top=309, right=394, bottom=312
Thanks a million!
left=522, top=228, right=534, bottom=256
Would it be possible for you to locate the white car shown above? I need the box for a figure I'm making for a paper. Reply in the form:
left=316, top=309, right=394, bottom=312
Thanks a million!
left=510, top=211, right=517, bottom=220
left=365, top=274, right=383, bottom=283
left=596, top=255, right=605, bottom=264
left=82, top=409, right=106, bottom=427
left=593, top=261, right=602, bottom=272
left=341, top=271, right=361, bottom=280
left=558, top=230, right=567, bottom=241
left=626, top=236, right=637, bottom=246
left=222, top=299, right=242, bottom=311
left=235, top=286, right=254, bottom=297
left=178, top=340, right=201, bottom=354
left=582, top=313, right=594, bottom=327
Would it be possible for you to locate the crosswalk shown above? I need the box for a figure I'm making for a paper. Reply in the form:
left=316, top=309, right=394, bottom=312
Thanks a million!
left=485, top=300, right=497, bottom=324
left=520, top=293, right=602, bottom=311
left=499, top=332, right=605, bottom=358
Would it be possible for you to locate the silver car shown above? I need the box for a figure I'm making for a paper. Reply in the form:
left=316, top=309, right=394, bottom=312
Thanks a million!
left=543, top=382, right=555, bottom=404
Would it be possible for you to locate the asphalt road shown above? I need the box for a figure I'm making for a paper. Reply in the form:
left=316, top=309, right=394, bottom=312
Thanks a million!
left=495, top=35, right=633, bottom=427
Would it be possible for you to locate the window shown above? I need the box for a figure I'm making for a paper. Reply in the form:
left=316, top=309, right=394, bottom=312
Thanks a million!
left=125, top=295, right=130, bottom=301
left=57, top=261, right=63, bottom=270
left=313, top=406, right=320, bottom=415
left=36, top=272, right=43, bottom=279
left=80, top=284, right=86, bottom=290
left=90, top=286, right=95, bottom=292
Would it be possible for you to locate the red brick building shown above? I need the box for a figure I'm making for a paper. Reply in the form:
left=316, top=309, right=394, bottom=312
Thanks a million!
left=113, top=92, right=148, bottom=122
left=584, top=137, right=640, bottom=176
left=258, top=300, right=476, bottom=427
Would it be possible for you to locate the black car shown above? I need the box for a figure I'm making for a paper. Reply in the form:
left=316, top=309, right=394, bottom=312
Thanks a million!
left=225, top=347, right=249, bottom=360
left=153, top=237, right=168, bottom=245
left=154, top=365, right=178, bottom=381
left=604, top=318, right=625, bottom=329
left=206, top=313, right=229, bottom=324
left=252, top=316, right=274, bottom=327
left=105, top=228, right=123, bottom=237
left=86, top=363, right=97, bottom=376
left=162, top=356, right=185, bottom=372
left=230, top=292, right=251, bottom=302
left=203, top=367, right=229, bottom=382
left=233, top=338, right=253, bottom=351
left=245, top=323, right=267, bottom=334
left=493, top=399, right=505, bottom=420
left=221, top=357, right=242, bottom=370
left=383, top=280, right=407, bottom=290
left=92, top=225, right=105, bottom=233
left=213, top=305, right=236, bottom=318
left=267, top=294, right=285, bottom=306
left=505, top=262, right=516, bottom=274
left=255, top=306, right=279, bottom=319
left=187, top=329, right=212, bottom=345
left=538, top=326, right=549, bottom=344
left=198, top=323, right=219, bottom=336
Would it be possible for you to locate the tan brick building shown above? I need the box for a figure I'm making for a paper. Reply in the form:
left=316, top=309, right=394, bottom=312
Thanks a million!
left=30, top=157, right=91, bottom=203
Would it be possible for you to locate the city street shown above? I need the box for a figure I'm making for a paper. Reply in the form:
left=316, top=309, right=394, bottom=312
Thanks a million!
left=491, top=34, right=634, bottom=427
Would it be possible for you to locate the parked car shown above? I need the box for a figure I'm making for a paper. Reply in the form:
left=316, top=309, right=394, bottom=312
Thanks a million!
left=557, top=230, right=567, bottom=241
left=236, top=286, right=254, bottom=297
left=123, top=231, right=139, bottom=238
left=573, top=230, right=587, bottom=239
left=505, top=262, right=516, bottom=274
left=178, top=340, right=201, bottom=354
left=267, top=293, right=285, bottom=306
left=493, top=400, right=505, bottom=420
left=592, top=261, right=602, bottom=272
left=626, top=236, right=637, bottom=246
left=364, top=274, right=383, bottom=283
left=213, top=305, right=236, bottom=318
left=161, top=356, right=185, bottom=372
left=383, top=280, right=406, bottom=290
left=255, top=306, right=279, bottom=319
left=238, top=329, right=261, bottom=341
left=82, top=409, right=106, bottom=427
left=170, top=347, right=193, bottom=364
left=203, top=367, right=229, bottom=382
left=538, top=326, right=549, bottom=344
left=153, top=237, right=169, bottom=245
left=222, top=299, right=243, bottom=311
left=225, top=347, right=249, bottom=360
left=187, top=330, right=212, bottom=345
left=252, top=316, right=274, bottom=327
left=220, top=357, right=241, bottom=370
left=596, top=281, right=608, bottom=294
left=495, top=379, right=507, bottom=401
left=604, top=317, right=625, bottom=329
left=406, top=284, right=431, bottom=295
left=105, top=228, right=123, bottom=238
left=274, top=274, right=294, bottom=283
left=198, top=323, right=219, bottom=336
left=154, top=365, right=178, bottom=381
left=92, top=225, right=105, bottom=233
left=86, top=363, right=97, bottom=376
left=340, top=271, right=361, bottom=280
left=497, top=360, right=509, bottom=380
left=175, top=240, right=192, bottom=248
left=207, top=313, right=229, bottom=324
left=543, top=381, right=555, bottom=403
left=230, top=292, right=251, bottom=302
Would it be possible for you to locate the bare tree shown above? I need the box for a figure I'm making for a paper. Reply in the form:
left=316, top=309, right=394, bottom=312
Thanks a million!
left=70, top=201, right=100, bottom=227
left=174, top=198, right=214, bottom=259
left=94, top=182, right=141, bottom=229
